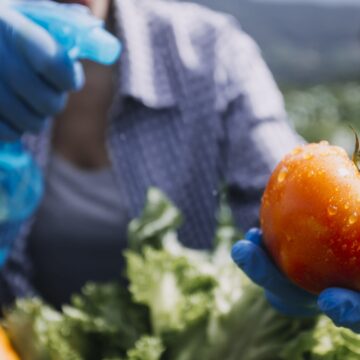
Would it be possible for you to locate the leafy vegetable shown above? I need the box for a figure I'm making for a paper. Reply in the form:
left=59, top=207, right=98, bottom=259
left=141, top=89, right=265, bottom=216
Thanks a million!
left=4, top=187, right=360, bottom=359
left=3, top=298, right=82, bottom=360
left=123, top=336, right=164, bottom=360
left=63, top=283, right=150, bottom=360
left=125, top=190, right=316, bottom=360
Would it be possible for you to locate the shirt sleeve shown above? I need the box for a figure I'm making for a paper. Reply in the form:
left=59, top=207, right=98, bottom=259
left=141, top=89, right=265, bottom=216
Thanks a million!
left=0, top=223, right=37, bottom=307
left=216, top=18, right=304, bottom=232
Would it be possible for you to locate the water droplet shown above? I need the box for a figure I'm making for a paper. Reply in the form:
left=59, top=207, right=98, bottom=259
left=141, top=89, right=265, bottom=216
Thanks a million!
left=303, top=153, right=313, bottom=160
left=344, top=202, right=350, bottom=210
left=277, top=167, right=288, bottom=183
left=338, top=168, right=350, bottom=177
left=320, top=140, right=329, bottom=146
left=326, top=249, right=334, bottom=259
left=327, top=205, right=338, bottom=216
left=291, top=147, right=302, bottom=155
left=348, top=212, right=358, bottom=225
left=307, top=170, right=315, bottom=177
left=342, top=244, right=348, bottom=251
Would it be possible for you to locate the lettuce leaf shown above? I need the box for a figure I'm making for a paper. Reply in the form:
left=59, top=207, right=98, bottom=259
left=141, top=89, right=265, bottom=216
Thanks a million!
left=5, top=188, right=360, bottom=360
left=3, top=298, right=83, bottom=360
left=63, top=283, right=149, bottom=360
left=124, top=336, right=164, bottom=360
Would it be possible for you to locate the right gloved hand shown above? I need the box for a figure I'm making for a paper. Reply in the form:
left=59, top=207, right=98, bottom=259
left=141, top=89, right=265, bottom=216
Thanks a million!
left=231, top=228, right=319, bottom=317
left=0, top=5, right=84, bottom=140
left=232, top=228, right=360, bottom=333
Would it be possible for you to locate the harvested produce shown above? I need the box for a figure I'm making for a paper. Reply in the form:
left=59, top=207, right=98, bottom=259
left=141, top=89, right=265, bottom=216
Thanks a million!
left=4, top=188, right=360, bottom=359
left=261, top=140, right=360, bottom=294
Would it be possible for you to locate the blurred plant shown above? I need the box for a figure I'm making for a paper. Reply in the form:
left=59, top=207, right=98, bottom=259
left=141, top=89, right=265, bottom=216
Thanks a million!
left=283, top=82, right=360, bottom=153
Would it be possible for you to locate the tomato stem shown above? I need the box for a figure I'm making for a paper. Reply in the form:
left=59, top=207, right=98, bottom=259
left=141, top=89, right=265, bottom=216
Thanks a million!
left=350, top=125, right=360, bottom=172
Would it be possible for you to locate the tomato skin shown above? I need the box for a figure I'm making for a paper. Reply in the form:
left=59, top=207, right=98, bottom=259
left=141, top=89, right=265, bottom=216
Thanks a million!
left=261, top=142, right=360, bottom=294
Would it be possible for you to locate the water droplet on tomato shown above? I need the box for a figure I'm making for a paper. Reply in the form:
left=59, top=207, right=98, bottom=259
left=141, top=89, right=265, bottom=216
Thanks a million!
left=348, top=213, right=358, bottom=225
left=325, top=249, right=334, bottom=262
left=277, top=168, right=288, bottom=183
left=291, top=147, right=302, bottom=155
left=307, top=170, right=315, bottom=177
left=303, top=153, right=313, bottom=160
left=338, top=168, right=350, bottom=177
left=344, top=202, right=350, bottom=210
left=342, top=244, right=348, bottom=251
left=327, top=205, right=338, bottom=216
left=350, top=256, right=357, bottom=265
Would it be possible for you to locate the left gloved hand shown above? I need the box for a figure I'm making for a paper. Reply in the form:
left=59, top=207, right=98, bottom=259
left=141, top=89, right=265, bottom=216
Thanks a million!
left=232, top=228, right=360, bottom=332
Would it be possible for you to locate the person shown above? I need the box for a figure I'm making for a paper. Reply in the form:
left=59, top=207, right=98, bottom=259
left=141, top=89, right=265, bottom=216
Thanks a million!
left=0, top=0, right=357, bottom=333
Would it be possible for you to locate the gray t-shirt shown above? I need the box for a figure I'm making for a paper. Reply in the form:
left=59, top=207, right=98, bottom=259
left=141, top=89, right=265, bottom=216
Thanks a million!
left=28, top=153, right=129, bottom=308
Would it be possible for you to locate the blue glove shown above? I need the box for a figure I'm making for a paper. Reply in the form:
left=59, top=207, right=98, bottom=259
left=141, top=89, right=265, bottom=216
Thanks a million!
left=232, top=228, right=360, bottom=332
left=0, top=6, right=84, bottom=140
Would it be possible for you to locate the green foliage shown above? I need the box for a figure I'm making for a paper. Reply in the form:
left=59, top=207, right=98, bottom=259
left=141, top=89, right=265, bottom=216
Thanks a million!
left=3, top=298, right=82, bottom=360
left=127, top=188, right=183, bottom=252
left=124, top=336, right=164, bottom=360
left=283, top=82, right=360, bottom=152
left=5, top=188, right=360, bottom=359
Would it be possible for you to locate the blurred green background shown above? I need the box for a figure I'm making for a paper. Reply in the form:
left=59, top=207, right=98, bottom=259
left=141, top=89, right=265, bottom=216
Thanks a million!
left=283, top=82, right=360, bottom=153
left=184, top=0, right=360, bottom=152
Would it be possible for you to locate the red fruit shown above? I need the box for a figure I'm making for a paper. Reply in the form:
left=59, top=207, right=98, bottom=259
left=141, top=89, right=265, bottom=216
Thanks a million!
left=261, top=141, right=360, bottom=294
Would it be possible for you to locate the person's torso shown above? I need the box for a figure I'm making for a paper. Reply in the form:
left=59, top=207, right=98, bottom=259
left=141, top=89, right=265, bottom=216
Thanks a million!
left=0, top=0, right=248, bottom=304
left=28, top=152, right=129, bottom=307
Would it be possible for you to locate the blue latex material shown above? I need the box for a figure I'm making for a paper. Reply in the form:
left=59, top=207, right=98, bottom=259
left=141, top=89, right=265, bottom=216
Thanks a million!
left=0, top=0, right=122, bottom=267
left=318, top=288, right=360, bottom=333
left=11, top=0, right=122, bottom=65
left=0, top=3, right=84, bottom=140
left=231, top=228, right=319, bottom=317
left=232, top=228, right=360, bottom=331
left=0, top=0, right=121, bottom=138
left=0, top=142, right=43, bottom=222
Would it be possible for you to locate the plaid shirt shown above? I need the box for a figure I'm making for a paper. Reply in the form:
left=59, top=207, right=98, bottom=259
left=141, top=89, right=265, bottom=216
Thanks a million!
left=0, top=0, right=301, bottom=303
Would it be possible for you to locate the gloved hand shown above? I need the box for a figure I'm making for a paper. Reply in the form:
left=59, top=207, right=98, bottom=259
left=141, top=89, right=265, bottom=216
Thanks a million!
left=0, top=6, right=84, bottom=140
left=232, top=228, right=360, bottom=333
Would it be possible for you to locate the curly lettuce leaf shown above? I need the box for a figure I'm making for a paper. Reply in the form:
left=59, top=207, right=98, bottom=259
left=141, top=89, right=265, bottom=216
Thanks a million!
left=63, top=283, right=150, bottom=360
left=126, top=189, right=318, bottom=360
left=277, top=315, right=360, bottom=360
left=6, top=188, right=360, bottom=360
left=125, top=336, right=164, bottom=360
left=128, top=188, right=182, bottom=252
left=3, top=298, right=83, bottom=360
left=125, top=239, right=216, bottom=335
left=162, top=240, right=317, bottom=360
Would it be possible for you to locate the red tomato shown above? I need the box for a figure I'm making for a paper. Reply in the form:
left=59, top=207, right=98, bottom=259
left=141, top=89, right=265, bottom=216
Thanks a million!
left=261, top=141, right=360, bottom=294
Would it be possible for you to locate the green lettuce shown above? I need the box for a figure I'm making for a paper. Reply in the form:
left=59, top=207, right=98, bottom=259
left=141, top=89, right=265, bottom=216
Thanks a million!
left=5, top=187, right=360, bottom=360
left=124, top=189, right=316, bottom=360
left=123, top=336, right=164, bottom=360
left=3, top=298, right=83, bottom=360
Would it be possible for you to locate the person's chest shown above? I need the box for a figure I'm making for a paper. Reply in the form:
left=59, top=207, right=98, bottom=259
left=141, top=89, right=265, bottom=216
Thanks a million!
left=52, top=60, right=116, bottom=170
